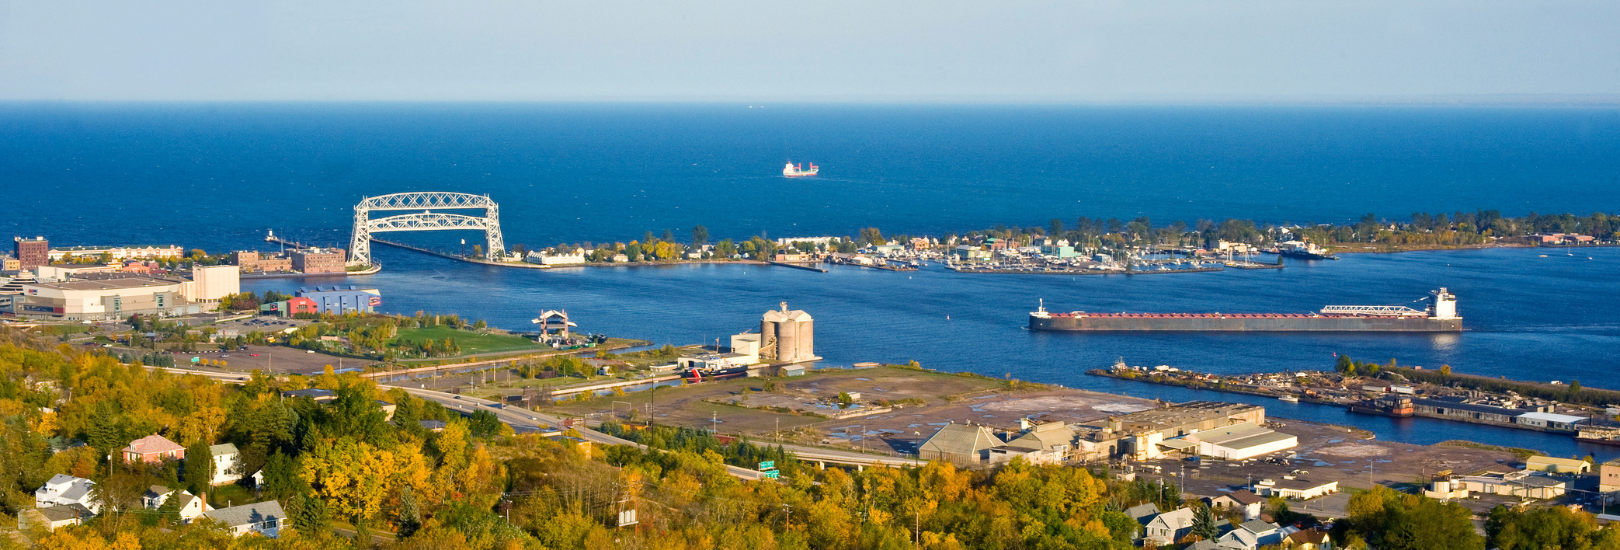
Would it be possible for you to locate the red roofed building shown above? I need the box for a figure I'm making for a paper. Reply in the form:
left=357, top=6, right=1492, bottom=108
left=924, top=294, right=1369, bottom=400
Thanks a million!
left=123, top=434, right=185, bottom=464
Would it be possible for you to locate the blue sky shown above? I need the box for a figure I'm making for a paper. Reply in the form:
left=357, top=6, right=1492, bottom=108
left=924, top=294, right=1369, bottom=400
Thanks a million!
left=1, top=0, right=1617, bottom=102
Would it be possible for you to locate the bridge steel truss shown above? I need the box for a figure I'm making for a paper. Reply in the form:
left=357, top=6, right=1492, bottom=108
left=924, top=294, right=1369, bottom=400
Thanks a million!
left=348, top=192, right=506, bottom=265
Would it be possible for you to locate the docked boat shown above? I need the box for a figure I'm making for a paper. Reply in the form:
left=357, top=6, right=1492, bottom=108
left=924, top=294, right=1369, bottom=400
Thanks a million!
left=1031, top=288, right=1462, bottom=332
left=1277, top=240, right=1338, bottom=260
left=783, top=162, right=819, bottom=177
left=1576, top=427, right=1620, bottom=446
left=681, top=364, right=749, bottom=382
left=1278, top=395, right=1300, bottom=403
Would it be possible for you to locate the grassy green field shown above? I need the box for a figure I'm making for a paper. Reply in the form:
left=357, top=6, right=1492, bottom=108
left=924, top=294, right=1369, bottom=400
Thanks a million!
left=394, top=326, right=549, bottom=355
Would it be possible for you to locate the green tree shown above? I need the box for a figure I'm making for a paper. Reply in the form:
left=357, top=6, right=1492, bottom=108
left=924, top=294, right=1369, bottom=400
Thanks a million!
left=397, top=484, right=422, bottom=537
left=715, top=239, right=737, bottom=258
left=183, top=441, right=215, bottom=496
left=1192, top=503, right=1219, bottom=541
left=692, top=225, right=709, bottom=245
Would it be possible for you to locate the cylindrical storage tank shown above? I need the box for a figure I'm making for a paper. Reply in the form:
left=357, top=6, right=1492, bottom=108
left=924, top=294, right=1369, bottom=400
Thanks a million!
left=797, top=320, right=813, bottom=360
left=777, top=322, right=798, bottom=363
left=761, top=320, right=777, bottom=358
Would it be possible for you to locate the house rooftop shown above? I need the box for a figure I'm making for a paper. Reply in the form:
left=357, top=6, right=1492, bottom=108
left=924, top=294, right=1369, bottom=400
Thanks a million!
left=203, top=500, right=285, bottom=528
left=209, top=443, right=239, bottom=456
left=124, top=433, right=185, bottom=456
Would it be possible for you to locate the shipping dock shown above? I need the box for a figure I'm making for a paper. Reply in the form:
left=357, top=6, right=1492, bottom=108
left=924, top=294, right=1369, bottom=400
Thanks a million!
left=1030, top=288, right=1462, bottom=332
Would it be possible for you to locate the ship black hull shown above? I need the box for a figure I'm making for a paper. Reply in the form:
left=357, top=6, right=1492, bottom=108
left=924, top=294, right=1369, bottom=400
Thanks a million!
left=1030, top=315, right=1462, bottom=332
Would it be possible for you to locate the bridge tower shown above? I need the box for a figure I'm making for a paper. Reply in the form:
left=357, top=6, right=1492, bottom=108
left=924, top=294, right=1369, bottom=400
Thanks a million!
left=348, top=192, right=506, bottom=265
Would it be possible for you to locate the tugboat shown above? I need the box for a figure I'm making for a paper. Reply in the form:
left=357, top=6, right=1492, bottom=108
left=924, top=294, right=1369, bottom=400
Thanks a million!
left=783, top=161, right=819, bottom=177
left=679, top=354, right=750, bottom=382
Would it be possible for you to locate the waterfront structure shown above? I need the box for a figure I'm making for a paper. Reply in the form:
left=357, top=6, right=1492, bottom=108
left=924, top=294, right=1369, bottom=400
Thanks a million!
left=124, top=434, right=185, bottom=464
left=290, top=247, right=347, bottom=274
left=1526, top=455, right=1590, bottom=474
left=48, top=244, right=182, bottom=262
left=1252, top=478, right=1338, bottom=500
left=260, top=297, right=318, bottom=317
left=729, top=333, right=763, bottom=364
left=348, top=192, right=506, bottom=265
left=1459, top=470, right=1566, bottom=499
left=760, top=302, right=815, bottom=363
left=13, top=236, right=48, bottom=270
left=990, top=421, right=1074, bottom=465
left=532, top=310, right=575, bottom=337
left=230, top=251, right=293, bottom=273
left=918, top=423, right=1001, bottom=465
left=296, top=286, right=381, bottom=314
left=1033, top=288, right=1462, bottom=332
left=524, top=249, right=586, bottom=265
left=1183, top=421, right=1297, bottom=460
left=1085, top=401, right=1267, bottom=461
left=17, top=277, right=199, bottom=320
left=203, top=500, right=285, bottom=538
left=190, top=265, right=240, bottom=305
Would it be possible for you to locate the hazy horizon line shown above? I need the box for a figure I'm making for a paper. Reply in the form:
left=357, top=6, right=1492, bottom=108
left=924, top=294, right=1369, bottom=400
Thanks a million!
left=4, top=93, right=1620, bottom=108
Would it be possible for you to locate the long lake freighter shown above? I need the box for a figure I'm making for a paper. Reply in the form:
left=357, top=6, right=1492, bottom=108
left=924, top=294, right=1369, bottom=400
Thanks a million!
left=1030, top=288, right=1462, bottom=332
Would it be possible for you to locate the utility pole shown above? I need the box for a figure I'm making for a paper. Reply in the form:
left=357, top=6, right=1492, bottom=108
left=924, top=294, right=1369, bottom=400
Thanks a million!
left=783, top=504, right=792, bottom=530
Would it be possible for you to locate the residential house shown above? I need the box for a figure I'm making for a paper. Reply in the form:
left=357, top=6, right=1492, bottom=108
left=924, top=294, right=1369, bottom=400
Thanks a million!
left=1124, top=502, right=1160, bottom=541
left=917, top=423, right=1001, bottom=466
left=123, top=433, right=186, bottom=464
left=1207, top=489, right=1264, bottom=520
left=1282, top=528, right=1334, bottom=549
left=1215, top=519, right=1288, bottom=550
left=34, top=474, right=100, bottom=514
left=17, top=505, right=91, bottom=532
left=142, top=485, right=210, bottom=522
left=420, top=419, right=447, bottom=432
left=210, top=443, right=243, bottom=485
left=203, top=500, right=285, bottom=538
left=1142, top=507, right=1196, bottom=545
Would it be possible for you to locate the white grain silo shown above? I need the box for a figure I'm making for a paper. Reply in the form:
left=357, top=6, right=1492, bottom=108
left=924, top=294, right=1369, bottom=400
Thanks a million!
left=761, top=302, right=814, bottom=363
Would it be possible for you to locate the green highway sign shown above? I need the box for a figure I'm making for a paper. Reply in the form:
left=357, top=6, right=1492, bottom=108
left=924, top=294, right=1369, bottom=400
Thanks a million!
left=759, top=461, right=775, bottom=470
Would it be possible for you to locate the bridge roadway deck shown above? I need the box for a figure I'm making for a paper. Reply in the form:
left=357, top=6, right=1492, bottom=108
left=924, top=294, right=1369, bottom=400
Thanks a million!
left=147, top=366, right=916, bottom=474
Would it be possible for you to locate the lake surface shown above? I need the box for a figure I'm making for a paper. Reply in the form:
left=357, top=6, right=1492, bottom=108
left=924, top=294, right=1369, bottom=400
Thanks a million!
left=5, top=103, right=1619, bottom=457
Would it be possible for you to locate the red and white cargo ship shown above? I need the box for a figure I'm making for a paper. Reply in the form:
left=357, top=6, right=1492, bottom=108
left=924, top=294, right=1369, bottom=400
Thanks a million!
left=782, top=162, right=819, bottom=177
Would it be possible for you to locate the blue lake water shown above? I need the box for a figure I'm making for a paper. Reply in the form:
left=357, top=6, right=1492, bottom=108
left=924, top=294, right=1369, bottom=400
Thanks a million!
left=5, top=103, right=1620, bottom=458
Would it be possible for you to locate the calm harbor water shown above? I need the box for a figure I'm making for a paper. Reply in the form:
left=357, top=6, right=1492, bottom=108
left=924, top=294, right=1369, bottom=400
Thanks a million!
left=6, top=103, right=1620, bottom=457
left=242, top=245, right=1619, bottom=459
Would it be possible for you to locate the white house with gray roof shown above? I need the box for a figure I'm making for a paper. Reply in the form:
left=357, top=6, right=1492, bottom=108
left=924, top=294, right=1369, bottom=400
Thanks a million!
left=34, top=474, right=99, bottom=514
left=203, top=500, right=285, bottom=538
left=210, top=443, right=243, bottom=485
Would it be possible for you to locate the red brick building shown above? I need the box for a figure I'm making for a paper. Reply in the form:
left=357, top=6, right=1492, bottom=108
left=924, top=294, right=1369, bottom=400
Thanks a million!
left=14, top=236, right=48, bottom=270
left=290, top=248, right=347, bottom=274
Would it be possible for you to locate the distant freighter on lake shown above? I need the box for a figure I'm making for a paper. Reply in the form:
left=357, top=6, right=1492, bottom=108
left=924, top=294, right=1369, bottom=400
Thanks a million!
left=1030, top=288, right=1462, bottom=332
left=782, top=162, right=819, bottom=177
